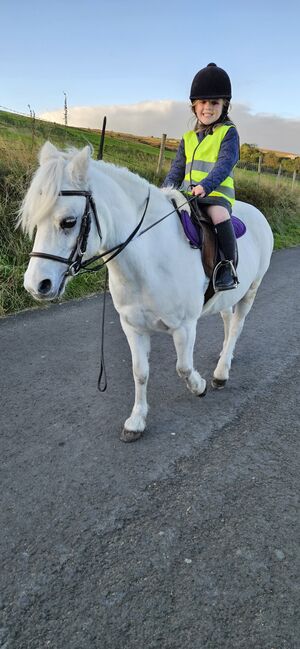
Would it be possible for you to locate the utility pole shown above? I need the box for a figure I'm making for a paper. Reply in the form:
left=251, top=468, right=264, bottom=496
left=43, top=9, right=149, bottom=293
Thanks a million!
left=27, top=104, right=36, bottom=148
left=156, top=134, right=167, bottom=176
left=63, top=92, right=68, bottom=126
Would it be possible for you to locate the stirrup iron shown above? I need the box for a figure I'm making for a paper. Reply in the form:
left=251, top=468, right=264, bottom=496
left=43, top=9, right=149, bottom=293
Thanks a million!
left=212, top=260, right=239, bottom=292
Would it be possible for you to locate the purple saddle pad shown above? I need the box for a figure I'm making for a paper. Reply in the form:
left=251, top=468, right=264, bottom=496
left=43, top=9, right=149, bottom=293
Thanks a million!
left=179, top=210, right=246, bottom=248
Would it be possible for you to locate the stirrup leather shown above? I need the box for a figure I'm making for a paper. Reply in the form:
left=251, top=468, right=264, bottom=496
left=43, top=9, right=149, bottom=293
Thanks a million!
left=212, top=260, right=239, bottom=292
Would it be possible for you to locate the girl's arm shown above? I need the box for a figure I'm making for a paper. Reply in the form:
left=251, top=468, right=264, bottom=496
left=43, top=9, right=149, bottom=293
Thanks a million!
left=199, top=127, right=240, bottom=196
left=161, top=139, right=186, bottom=188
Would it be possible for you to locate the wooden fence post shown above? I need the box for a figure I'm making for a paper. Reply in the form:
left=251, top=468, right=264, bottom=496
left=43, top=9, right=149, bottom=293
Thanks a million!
left=31, top=111, right=36, bottom=150
left=257, top=155, right=262, bottom=184
left=276, top=163, right=282, bottom=186
left=156, top=133, right=167, bottom=176
left=291, top=169, right=297, bottom=192
left=97, top=116, right=107, bottom=160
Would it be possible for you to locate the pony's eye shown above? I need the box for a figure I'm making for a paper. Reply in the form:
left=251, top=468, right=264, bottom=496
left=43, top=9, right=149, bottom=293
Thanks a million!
left=60, top=217, right=76, bottom=230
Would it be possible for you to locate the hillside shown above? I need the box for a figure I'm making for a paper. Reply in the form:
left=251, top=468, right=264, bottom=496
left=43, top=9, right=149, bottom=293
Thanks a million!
left=88, top=127, right=179, bottom=151
left=0, top=110, right=176, bottom=176
left=259, top=148, right=298, bottom=160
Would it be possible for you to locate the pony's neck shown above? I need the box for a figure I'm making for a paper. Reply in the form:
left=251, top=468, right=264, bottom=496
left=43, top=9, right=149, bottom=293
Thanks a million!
left=89, top=160, right=150, bottom=251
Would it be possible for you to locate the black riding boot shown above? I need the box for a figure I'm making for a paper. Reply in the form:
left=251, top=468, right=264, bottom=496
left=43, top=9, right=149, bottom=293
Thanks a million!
left=214, top=219, right=238, bottom=291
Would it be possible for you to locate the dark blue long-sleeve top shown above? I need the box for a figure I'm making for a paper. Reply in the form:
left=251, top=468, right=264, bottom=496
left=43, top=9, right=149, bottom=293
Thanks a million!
left=162, top=125, right=240, bottom=195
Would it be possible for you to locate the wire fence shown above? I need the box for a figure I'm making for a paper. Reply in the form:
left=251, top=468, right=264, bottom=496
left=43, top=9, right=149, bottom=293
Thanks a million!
left=235, top=159, right=299, bottom=192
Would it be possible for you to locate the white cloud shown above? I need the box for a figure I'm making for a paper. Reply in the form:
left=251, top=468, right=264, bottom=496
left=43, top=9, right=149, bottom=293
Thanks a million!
left=231, top=104, right=300, bottom=155
left=39, top=100, right=300, bottom=155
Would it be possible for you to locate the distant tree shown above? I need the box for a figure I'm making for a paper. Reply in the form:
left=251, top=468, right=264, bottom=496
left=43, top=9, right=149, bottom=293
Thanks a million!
left=262, top=152, right=279, bottom=170
left=281, top=158, right=295, bottom=173
left=240, top=144, right=300, bottom=173
left=292, top=157, right=300, bottom=172
left=240, top=143, right=261, bottom=163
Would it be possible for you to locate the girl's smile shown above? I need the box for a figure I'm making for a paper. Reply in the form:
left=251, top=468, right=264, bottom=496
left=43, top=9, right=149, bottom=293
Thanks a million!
left=194, top=99, right=224, bottom=125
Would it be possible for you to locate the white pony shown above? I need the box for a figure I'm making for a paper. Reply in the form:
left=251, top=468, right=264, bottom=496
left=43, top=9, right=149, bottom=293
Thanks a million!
left=20, top=142, right=273, bottom=441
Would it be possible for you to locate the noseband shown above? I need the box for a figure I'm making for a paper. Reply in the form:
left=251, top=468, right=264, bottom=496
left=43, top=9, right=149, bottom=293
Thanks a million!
left=30, top=190, right=102, bottom=276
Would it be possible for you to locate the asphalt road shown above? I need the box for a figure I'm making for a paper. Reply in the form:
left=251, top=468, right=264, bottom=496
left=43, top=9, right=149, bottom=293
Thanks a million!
left=1, top=247, right=299, bottom=649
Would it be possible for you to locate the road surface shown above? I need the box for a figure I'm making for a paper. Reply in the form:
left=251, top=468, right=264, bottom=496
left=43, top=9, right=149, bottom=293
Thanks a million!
left=0, top=247, right=299, bottom=648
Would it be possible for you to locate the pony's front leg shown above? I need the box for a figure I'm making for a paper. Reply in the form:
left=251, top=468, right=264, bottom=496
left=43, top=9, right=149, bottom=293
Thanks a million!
left=173, top=322, right=206, bottom=396
left=120, top=317, right=150, bottom=442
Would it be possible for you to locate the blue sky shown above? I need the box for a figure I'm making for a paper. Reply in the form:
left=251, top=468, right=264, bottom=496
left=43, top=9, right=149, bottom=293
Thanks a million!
left=1, top=0, right=300, bottom=151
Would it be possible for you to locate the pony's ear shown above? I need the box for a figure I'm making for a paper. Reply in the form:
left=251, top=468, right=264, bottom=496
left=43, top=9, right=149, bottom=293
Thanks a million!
left=68, top=146, right=91, bottom=186
left=39, top=141, right=59, bottom=165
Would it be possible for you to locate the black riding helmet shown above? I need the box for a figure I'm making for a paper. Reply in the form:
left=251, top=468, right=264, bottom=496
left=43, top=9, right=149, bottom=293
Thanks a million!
left=190, top=63, right=232, bottom=101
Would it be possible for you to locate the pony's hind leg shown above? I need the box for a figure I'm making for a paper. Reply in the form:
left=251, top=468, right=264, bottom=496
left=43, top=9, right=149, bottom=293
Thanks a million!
left=220, top=307, right=233, bottom=356
left=120, top=318, right=150, bottom=442
left=173, top=321, right=207, bottom=396
left=212, top=280, right=262, bottom=388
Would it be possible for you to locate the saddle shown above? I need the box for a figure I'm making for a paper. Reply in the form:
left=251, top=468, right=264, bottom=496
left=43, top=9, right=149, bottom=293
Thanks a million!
left=190, top=200, right=219, bottom=277
left=172, top=199, right=246, bottom=303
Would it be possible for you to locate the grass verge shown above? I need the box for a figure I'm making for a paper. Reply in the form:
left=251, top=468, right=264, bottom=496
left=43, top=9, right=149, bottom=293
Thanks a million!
left=0, top=134, right=299, bottom=317
left=235, top=169, right=300, bottom=248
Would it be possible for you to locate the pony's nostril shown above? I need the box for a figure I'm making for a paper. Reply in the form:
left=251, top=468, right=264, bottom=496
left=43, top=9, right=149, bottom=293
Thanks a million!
left=38, top=279, right=52, bottom=295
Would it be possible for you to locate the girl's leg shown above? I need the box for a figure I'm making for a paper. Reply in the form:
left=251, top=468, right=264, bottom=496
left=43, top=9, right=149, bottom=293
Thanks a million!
left=205, top=205, right=238, bottom=291
left=206, top=205, right=230, bottom=225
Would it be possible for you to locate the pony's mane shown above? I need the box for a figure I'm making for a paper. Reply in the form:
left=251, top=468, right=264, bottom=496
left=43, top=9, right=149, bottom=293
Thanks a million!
left=17, top=147, right=88, bottom=237
left=18, top=144, right=168, bottom=238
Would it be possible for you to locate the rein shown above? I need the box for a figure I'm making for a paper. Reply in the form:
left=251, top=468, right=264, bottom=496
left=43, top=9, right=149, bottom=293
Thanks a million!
left=73, top=191, right=198, bottom=273
left=30, top=188, right=197, bottom=277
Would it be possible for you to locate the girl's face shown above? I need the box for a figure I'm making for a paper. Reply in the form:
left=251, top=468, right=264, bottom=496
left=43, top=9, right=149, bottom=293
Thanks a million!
left=194, top=98, right=224, bottom=126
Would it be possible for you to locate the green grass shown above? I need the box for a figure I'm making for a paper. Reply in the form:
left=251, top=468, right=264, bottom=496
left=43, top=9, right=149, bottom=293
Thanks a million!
left=0, top=110, right=299, bottom=316
left=234, top=170, right=300, bottom=249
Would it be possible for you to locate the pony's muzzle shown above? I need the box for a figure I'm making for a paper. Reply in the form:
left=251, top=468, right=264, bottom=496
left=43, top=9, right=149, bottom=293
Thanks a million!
left=37, top=275, right=66, bottom=300
left=38, top=278, right=53, bottom=296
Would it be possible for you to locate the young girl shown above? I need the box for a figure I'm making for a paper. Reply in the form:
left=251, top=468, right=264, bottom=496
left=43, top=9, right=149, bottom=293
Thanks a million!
left=162, top=62, right=240, bottom=291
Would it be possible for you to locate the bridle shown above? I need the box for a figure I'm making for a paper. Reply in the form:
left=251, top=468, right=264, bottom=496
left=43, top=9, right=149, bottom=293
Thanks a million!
left=30, top=190, right=102, bottom=277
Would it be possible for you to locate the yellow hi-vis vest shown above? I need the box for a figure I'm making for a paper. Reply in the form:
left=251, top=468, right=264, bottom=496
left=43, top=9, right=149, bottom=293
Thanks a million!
left=182, top=125, right=235, bottom=206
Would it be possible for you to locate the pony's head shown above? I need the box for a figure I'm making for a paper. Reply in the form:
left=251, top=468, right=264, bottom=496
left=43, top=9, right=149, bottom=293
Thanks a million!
left=19, top=142, right=98, bottom=301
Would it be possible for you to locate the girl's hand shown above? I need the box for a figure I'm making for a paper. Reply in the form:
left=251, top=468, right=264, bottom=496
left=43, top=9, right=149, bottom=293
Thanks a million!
left=192, top=185, right=206, bottom=198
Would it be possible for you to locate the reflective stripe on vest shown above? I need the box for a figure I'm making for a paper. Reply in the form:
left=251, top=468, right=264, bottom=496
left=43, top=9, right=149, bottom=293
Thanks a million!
left=182, top=126, right=235, bottom=205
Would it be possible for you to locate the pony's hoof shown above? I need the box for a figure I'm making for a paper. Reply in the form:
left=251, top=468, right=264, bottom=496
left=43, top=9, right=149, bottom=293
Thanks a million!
left=211, top=377, right=227, bottom=389
left=120, top=428, right=143, bottom=443
left=198, top=385, right=207, bottom=397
